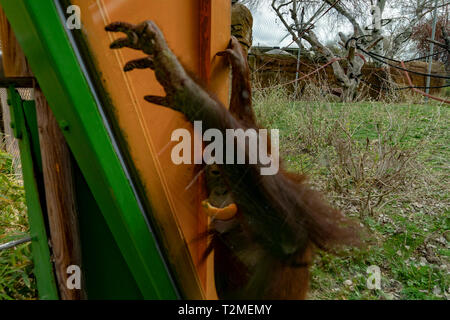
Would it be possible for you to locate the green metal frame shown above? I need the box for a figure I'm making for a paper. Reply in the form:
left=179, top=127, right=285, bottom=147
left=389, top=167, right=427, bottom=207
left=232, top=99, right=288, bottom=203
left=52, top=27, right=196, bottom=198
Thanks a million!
left=1, top=0, right=178, bottom=299
left=7, top=86, right=59, bottom=300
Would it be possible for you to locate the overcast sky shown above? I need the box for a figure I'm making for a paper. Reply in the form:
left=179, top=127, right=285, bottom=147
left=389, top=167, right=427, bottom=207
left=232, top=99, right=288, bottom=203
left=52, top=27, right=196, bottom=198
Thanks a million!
left=250, top=5, right=354, bottom=48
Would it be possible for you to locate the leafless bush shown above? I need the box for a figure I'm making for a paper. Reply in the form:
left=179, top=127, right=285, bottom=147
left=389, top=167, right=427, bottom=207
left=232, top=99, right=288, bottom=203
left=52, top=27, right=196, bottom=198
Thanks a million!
left=324, top=121, right=420, bottom=217
left=254, top=87, right=443, bottom=218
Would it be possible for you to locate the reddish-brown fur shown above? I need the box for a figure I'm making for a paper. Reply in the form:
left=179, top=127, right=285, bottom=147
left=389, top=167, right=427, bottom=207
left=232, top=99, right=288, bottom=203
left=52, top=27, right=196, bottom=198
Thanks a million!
left=106, top=21, right=361, bottom=300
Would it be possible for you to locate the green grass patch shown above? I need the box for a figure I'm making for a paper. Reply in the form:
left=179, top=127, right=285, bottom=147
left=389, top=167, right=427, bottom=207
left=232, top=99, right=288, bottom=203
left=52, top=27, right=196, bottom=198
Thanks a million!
left=0, top=151, right=36, bottom=300
left=254, top=89, right=449, bottom=300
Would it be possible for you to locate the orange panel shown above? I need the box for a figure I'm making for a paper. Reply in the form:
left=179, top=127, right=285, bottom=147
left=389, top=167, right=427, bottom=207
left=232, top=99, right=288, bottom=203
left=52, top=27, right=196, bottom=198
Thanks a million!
left=71, top=0, right=231, bottom=299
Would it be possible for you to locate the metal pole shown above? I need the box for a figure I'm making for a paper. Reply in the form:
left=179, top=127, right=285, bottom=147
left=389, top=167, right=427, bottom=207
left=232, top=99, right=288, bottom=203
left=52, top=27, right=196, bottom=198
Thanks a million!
left=0, top=236, right=31, bottom=251
left=425, top=0, right=439, bottom=101
left=294, top=8, right=305, bottom=98
left=295, top=46, right=301, bottom=96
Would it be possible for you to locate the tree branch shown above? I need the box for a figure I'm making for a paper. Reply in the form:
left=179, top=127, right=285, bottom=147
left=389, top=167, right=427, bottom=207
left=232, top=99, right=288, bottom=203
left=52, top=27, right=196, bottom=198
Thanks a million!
left=323, top=0, right=364, bottom=36
left=302, top=30, right=350, bottom=87
left=272, top=0, right=303, bottom=47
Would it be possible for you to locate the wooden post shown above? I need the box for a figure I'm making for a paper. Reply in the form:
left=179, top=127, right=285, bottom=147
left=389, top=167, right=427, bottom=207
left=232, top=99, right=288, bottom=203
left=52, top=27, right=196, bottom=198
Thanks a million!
left=0, top=6, right=85, bottom=299
left=34, top=88, right=85, bottom=300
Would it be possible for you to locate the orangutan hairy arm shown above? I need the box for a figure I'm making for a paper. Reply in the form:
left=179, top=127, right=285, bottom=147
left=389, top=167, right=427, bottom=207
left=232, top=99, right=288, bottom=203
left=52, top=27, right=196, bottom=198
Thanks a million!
left=105, top=21, right=240, bottom=131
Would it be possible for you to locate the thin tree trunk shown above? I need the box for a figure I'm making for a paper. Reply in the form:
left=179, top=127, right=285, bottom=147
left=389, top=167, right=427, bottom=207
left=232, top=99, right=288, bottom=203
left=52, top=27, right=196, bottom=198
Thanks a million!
left=371, top=1, right=385, bottom=66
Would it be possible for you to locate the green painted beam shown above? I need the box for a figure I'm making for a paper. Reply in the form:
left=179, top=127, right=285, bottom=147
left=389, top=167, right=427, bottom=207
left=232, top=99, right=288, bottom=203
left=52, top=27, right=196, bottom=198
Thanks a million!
left=7, top=87, right=59, bottom=300
left=0, top=0, right=178, bottom=299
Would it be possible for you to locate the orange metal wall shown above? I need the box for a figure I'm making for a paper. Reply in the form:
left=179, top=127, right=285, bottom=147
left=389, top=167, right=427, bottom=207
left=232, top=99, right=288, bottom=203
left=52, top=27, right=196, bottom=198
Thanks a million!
left=72, top=0, right=231, bottom=299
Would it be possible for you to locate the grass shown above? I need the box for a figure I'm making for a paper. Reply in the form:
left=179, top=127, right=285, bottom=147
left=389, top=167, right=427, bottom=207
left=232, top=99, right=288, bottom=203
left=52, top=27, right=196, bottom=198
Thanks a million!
left=254, top=89, right=449, bottom=300
left=0, top=150, right=36, bottom=300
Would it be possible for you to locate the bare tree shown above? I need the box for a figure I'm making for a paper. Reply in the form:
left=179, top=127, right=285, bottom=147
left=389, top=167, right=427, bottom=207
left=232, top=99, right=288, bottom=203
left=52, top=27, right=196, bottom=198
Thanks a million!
left=385, top=0, right=449, bottom=59
left=242, top=0, right=448, bottom=99
left=269, top=0, right=383, bottom=101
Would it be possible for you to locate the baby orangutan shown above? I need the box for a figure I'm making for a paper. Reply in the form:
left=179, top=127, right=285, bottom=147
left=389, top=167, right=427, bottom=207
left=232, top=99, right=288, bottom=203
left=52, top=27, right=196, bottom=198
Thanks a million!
left=106, top=21, right=359, bottom=300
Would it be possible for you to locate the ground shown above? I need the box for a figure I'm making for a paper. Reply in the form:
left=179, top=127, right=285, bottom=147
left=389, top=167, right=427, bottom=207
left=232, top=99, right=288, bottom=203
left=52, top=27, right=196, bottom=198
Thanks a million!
left=254, top=90, right=449, bottom=300
left=0, top=93, right=448, bottom=300
left=0, top=151, right=36, bottom=299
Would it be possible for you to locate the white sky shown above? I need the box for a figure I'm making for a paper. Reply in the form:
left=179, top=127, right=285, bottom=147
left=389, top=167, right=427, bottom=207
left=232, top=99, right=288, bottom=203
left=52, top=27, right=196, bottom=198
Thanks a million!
left=250, top=5, right=354, bottom=48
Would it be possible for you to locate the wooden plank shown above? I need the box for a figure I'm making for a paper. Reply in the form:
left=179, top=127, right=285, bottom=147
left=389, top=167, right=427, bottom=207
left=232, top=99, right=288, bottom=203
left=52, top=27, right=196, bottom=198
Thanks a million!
left=0, top=7, right=31, bottom=76
left=34, top=87, right=86, bottom=299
